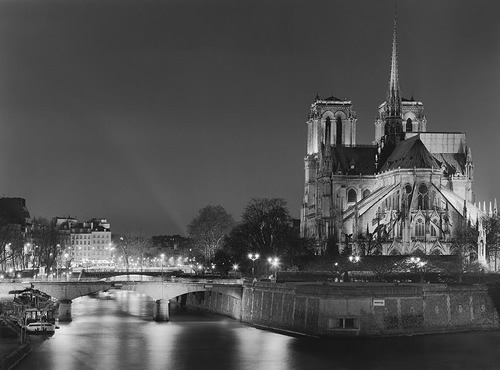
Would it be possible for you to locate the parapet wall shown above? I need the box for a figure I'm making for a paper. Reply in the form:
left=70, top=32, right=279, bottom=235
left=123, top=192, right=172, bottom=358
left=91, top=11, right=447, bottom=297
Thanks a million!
left=185, top=282, right=500, bottom=337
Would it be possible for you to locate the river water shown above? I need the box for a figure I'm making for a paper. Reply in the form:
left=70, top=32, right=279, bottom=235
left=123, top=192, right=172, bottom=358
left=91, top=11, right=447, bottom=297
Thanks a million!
left=15, top=290, right=500, bottom=370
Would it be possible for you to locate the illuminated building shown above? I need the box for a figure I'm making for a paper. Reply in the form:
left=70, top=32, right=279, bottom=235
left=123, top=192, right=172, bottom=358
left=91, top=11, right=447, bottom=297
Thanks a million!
left=300, top=16, right=494, bottom=265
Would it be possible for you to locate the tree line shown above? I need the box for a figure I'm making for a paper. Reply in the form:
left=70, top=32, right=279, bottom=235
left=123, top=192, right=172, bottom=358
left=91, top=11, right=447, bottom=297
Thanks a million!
left=3, top=198, right=499, bottom=279
left=187, top=198, right=315, bottom=276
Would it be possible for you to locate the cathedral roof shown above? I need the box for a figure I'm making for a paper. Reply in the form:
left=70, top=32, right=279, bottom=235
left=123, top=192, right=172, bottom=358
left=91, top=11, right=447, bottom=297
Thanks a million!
left=323, top=95, right=342, bottom=101
left=331, top=146, right=378, bottom=175
left=379, top=135, right=441, bottom=171
left=432, top=153, right=466, bottom=176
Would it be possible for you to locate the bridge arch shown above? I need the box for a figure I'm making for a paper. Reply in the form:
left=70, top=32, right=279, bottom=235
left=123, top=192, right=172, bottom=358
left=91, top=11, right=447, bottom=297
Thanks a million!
left=3, top=280, right=243, bottom=322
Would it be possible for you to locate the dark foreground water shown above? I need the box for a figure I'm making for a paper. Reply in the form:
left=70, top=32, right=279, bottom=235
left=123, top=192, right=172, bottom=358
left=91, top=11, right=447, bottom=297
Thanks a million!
left=16, top=290, right=500, bottom=370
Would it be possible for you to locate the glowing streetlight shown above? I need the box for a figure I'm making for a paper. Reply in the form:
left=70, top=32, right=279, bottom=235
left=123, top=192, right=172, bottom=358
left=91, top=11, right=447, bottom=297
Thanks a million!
left=161, top=253, right=165, bottom=280
left=267, top=257, right=279, bottom=281
left=410, top=256, right=426, bottom=282
left=248, top=253, right=259, bottom=278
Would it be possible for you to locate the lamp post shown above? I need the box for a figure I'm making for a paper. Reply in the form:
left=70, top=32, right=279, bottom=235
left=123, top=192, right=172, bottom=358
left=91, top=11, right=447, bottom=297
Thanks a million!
left=267, top=257, right=279, bottom=281
left=410, top=256, right=426, bottom=282
left=248, top=253, right=259, bottom=278
left=345, top=255, right=361, bottom=282
left=64, top=253, right=69, bottom=280
left=161, top=253, right=165, bottom=280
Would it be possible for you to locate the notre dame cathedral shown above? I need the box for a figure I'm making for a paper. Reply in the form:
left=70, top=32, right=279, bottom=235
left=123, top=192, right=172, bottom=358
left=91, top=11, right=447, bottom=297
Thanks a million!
left=300, top=17, right=494, bottom=264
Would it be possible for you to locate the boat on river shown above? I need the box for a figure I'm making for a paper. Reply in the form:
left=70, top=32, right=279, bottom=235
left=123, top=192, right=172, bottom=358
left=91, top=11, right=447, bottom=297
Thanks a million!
left=24, top=321, right=56, bottom=335
left=8, top=287, right=59, bottom=332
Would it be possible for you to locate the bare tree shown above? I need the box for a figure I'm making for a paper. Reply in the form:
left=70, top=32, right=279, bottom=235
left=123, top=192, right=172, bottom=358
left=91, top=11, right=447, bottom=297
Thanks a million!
left=114, top=232, right=155, bottom=271
left=187, top=205, right=235, bottom=262
left=238, top=198, right=291, bottom=255
left=483, top=214, right=500, bottom=270
left=356, top=231, right=383, bottom=256
left=434, top=220, right=480, bottom=282
left=31, top=217, right=64, bottom=272
left=0, top=219, right=24, bottom=271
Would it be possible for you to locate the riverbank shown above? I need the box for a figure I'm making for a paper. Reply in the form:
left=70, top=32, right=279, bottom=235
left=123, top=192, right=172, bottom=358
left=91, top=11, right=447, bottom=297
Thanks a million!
left=0, top=317, right=31, bottom=370
left=185, top=282, right=500, bottom=337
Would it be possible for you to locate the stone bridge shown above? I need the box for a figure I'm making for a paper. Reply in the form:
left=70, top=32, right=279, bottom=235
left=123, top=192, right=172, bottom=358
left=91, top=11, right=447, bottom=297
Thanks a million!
left=0, top=280, right=243, bottom=322
left=77, top=270, right=180, bottom=279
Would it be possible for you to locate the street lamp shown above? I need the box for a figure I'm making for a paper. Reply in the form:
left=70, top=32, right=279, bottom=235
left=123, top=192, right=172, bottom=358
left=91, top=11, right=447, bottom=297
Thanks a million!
left=267, top=257, right=279, bottom=281
left=161, top=254, right=165, bottom=280
left=348, top=255, right=361, bottom=263
left=410, top=256, right=426, bottom=282
left=248, top=253, right=259, bottom=278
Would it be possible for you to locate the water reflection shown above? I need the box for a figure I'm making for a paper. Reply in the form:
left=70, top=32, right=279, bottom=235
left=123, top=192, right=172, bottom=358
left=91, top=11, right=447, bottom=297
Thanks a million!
left=16, top=290, right=500, bottom=370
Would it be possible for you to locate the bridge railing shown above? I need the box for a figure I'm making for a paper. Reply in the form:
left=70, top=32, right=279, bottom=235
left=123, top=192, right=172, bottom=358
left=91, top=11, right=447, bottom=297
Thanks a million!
left=1, top=277, right=244, bottom=285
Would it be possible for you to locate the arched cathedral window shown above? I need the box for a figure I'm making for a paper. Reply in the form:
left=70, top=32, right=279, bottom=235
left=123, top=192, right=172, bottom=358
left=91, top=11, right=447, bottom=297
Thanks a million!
left=403, top=184, right=412, bottom=210
left=363, top=189, right=371, bottom=199
left=325, top=117, right=331, bottom=144
left=336, top=116, right=342, bottom=145
left=347, top=189, right=357, bottom=203
left=418, top=184, right=429, bottom=210
left=431, top=225, right=437, bottom=237
left=415, top=218, right=425, bottom=237
left=406, top=118, right=413, bottom=132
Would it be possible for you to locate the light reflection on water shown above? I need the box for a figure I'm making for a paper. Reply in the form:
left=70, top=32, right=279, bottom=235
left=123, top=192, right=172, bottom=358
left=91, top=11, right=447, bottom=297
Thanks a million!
left=15, top=290, right=500, bottom=370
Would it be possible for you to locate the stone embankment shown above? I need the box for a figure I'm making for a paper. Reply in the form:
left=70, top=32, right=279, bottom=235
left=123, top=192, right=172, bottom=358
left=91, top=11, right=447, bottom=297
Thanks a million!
left=0, top=317, right=31, bottom=370
left=184, top=282, right=500, bottom=337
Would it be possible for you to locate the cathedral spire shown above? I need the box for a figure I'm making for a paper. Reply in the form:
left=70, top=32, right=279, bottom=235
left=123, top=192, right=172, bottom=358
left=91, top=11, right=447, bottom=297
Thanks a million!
left=383, top=7, right=403, bottom=146
left=387, top=7, right=401, bottom=118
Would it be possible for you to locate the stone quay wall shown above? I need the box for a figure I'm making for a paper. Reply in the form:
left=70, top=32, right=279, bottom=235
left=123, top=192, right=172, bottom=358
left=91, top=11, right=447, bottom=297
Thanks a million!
left=184, top=290, right=242, bottom=320
left=185, top=282, right=500, bottom=337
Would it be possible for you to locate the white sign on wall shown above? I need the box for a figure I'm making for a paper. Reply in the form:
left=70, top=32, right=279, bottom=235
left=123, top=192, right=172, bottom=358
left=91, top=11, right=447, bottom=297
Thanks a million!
left=373, top=299, right=385, bottom=307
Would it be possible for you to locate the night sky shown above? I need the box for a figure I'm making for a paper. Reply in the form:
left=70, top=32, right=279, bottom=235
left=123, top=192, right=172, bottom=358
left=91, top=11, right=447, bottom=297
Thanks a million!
left=0, top=0, right=499, bottom=236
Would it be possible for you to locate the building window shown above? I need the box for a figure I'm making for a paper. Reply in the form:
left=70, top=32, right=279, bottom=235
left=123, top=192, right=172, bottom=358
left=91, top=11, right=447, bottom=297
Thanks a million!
left=336, top=116, right=342, bottom=145
left=418, top=184, right=429, bottom=209
left=329, top=317, right=359, bottom=330
left=347, top=189, right=357, bottom=203
left=431, top=226, right=437, bottom=237
left=363, top=189, right=371, bottom=199
left=325, top=116, right=331, bottom=144
left=406, top=118, right=413, bottom=132
left=415, top=218, right=425, bottom=237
